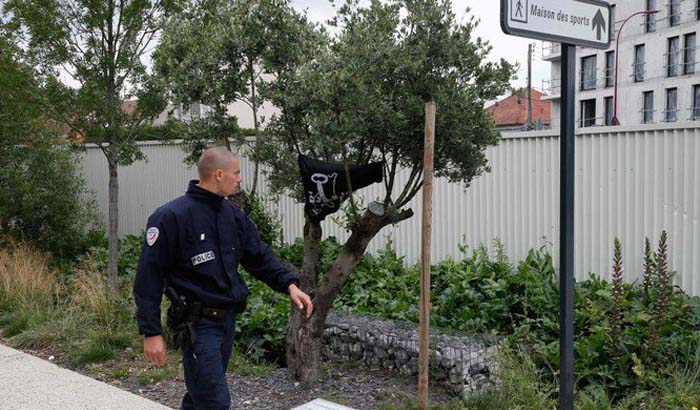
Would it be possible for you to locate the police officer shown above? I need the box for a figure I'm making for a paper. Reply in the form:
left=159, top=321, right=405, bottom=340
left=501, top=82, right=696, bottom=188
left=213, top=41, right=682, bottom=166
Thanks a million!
left=133, top=147, right=313, bottom=410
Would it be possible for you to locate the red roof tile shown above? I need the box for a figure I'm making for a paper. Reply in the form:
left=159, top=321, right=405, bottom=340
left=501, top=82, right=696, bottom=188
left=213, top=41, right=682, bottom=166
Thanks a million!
left=484, top=89, right=551, bottom=127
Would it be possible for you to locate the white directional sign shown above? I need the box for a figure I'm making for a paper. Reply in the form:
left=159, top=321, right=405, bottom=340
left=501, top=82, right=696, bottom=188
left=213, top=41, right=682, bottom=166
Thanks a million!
left=501, top=0, right=611, bottom=49
left=292, top=399, right=357, bottom=410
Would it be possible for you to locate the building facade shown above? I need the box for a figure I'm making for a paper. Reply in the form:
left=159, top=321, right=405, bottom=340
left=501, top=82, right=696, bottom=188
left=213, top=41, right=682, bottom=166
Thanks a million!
left=543, top=0, right=700, bottom=128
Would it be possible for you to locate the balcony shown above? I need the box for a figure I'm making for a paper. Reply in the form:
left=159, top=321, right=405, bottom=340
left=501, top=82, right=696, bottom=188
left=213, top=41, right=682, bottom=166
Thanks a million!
left=639, top=3, right=700, bottom=32
left=542, top=42, right=561, bottom=61
left=541, top=78, right=561, bottom=100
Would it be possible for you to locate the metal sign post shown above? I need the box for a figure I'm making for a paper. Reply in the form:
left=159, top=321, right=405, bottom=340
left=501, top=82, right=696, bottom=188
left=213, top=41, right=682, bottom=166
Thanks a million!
left=559, top=43, right=576, bottom=410
left=500, top=1, right=610, bottom=409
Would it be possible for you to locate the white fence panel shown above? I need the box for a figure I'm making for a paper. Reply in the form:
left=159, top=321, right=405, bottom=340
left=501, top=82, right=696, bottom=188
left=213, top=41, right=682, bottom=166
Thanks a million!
left=80, top=122, right=700, bottom=295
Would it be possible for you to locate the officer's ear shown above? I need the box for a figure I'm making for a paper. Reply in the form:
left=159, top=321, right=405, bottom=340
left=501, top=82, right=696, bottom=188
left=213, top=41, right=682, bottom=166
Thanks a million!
left=214, top=168, right=224, bottom=181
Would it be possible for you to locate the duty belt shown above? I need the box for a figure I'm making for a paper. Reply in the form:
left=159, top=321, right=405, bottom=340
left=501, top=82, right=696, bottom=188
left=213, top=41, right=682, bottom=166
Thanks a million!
left=200, top=307, right=234, bottom=320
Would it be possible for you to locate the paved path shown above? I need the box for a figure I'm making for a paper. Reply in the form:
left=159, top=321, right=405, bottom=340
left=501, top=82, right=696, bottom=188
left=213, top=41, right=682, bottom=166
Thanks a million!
left=0, top=343, right=172, bottom=410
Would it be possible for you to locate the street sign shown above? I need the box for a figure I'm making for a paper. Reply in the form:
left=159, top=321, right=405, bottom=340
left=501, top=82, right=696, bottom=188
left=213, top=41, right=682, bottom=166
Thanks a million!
left=501, top=0, right=611, bottom=49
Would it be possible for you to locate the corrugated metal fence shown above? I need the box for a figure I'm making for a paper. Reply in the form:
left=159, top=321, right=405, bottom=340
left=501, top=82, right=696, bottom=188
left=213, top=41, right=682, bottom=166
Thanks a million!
left=79, top=122, right=700, bottom=295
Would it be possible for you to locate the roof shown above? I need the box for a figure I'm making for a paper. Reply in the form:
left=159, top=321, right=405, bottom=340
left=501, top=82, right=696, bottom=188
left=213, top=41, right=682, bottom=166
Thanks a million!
left=122, top=99, right=137, bottom=116
left=484, top=89, right=551, bottom=128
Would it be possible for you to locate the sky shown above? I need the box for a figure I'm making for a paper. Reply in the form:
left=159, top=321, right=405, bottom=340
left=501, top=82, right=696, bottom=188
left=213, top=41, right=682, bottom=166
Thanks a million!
left=290, top=0, right=551, bottom=99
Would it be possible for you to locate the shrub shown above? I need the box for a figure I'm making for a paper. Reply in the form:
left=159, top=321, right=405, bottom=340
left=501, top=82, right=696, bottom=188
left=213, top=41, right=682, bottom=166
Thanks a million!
left=244, top=194, right=282, bottom=248
left=0, top=145, right=99, bottom=260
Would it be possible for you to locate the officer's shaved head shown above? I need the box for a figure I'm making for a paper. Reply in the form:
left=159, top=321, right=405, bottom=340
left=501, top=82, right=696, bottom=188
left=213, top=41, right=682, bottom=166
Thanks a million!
left=197, top=147, right=237, bottom=181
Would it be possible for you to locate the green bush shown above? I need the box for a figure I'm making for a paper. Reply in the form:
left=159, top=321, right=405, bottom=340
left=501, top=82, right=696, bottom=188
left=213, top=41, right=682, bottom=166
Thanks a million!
left=235, top=269, right=291, bottom=363
left=243, top=235, right=700, bottom=404
left=244, top=194, right=282, bottom=248
left=0, top=145, right=98, bottom=259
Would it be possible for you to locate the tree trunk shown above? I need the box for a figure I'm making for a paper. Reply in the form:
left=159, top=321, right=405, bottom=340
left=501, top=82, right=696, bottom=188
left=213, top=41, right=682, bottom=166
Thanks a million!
left=107, top=159, right=119, bottom=291
left=286, top=210, right=413, bottom=383
left=249, top=62, right=261, bottom=197
left=286, top=220, right=322, bottom=382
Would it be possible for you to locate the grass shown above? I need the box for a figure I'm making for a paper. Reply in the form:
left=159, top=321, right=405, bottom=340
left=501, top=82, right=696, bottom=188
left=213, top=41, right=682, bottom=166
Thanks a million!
left=136, top=366, right=177, bottom=385
left=0, top=240, right=58, bottom=313
left=227, top=348, right=276, bottom=377
left=0, top=312, right=30, bottom=337
left=69, top=343, right=116, bottom=366
left=109, top=367, right=130, bottom=379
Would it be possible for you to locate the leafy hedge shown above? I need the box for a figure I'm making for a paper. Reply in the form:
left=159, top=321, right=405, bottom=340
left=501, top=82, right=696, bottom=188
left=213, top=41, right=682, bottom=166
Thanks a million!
left=239, top=235, right=700, bottom=402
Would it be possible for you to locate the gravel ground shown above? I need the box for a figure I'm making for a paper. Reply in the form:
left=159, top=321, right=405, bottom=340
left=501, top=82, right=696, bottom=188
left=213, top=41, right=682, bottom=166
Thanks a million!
left=129, top=362, right=452, bottom=410
left=12, top=341, right=453, bottom=410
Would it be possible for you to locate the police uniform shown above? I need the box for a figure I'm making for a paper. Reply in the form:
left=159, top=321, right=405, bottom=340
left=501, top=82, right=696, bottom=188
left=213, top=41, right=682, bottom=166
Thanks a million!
left=134, top=180, right=299, bottom=410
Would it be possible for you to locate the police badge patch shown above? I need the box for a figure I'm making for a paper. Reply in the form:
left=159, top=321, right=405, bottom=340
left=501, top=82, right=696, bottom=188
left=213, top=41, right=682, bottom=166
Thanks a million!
left=146, top=227, right=159, bottom=246
left=191, top=251, right=215, bottom=266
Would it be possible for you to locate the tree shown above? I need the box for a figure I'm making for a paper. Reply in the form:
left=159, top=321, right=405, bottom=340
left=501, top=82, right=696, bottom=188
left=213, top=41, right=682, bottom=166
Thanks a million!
left=154, top=0, right=320, bottom=195
left=3, top=0, right=178, bottom=287
left=0, top=37, right=96, bottom=258
left=259, top=0, right=515, bottom=383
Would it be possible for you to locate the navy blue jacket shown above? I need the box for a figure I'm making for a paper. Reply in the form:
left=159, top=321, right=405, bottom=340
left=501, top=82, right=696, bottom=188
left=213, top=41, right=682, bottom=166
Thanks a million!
left=133, top=181, right=299, bottom=337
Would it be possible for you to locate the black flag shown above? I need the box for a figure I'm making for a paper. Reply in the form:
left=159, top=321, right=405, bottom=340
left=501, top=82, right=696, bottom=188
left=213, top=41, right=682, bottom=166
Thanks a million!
left=298, top=154, right=384, bottom=222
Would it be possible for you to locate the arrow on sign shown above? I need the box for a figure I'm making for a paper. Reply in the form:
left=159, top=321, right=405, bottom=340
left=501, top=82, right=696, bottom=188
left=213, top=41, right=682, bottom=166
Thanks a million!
left=592, top=9, right=606, bottom=41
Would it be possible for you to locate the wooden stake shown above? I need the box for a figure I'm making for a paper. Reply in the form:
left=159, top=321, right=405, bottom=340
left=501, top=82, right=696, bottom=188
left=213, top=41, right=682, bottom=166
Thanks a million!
left=418, top=101, right=436, bottom=410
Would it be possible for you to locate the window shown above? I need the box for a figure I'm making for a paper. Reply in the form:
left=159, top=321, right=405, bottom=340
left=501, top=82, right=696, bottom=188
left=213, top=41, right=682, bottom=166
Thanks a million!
left=605, top=96, right=614, bottom=126
left=670, top=0, right=681, bottom=26
left=693, top=85, right=700, bottom=120
left=581, top=55, right=597, bottom=91
left=634, top=45, right=645, bottom=82
left=643, top=91, right=654, bottom=124
left=646, top=0, right=657, bottom=32
left=605, top=51, right=615, bottom=87
left=581, top=99, right=597, bottom=127
left=668, top=37, right=680, bottom=77
left=685, top=33, right=697, bottom=75
left=665, top=88, right=678, bottom=122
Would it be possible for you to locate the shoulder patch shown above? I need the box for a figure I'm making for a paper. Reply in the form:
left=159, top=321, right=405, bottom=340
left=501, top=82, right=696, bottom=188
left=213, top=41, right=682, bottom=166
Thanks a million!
left=146, top=227, right=160, bottom=246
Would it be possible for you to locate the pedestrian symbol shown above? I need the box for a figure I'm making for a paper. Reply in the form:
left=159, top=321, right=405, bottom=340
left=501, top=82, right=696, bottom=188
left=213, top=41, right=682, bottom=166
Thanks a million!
left=511, top=0, right=528, bottom=23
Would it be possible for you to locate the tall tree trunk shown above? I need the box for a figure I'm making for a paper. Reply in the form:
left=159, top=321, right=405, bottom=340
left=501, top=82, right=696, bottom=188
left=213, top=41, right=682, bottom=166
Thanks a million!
left=286, top=220, right=322, bottom=382
left=107, top=159, right=119, bottom=291
left=249, top=62, right=260, bottom=197
left=286, top=210, right=413, bottom=383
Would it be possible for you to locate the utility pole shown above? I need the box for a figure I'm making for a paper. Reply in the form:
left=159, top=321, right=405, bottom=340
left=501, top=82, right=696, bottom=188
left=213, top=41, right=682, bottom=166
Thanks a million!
left=527, top=43, right=533, bottom=130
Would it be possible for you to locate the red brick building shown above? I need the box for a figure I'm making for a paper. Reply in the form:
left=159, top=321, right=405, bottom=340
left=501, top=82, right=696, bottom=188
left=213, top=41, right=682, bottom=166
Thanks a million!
left=485, top=89, right=551, bottom=131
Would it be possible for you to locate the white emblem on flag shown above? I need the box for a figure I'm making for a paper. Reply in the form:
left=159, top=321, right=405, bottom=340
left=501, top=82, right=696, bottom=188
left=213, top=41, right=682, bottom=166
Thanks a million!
left=192, top=251, right=215, bottom=266
left=146, top=227, right=159, bottom=246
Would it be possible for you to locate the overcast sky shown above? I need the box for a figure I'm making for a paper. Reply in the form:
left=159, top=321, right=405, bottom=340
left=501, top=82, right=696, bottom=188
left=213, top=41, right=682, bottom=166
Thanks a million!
left=290, top=0, right=551, bottom=98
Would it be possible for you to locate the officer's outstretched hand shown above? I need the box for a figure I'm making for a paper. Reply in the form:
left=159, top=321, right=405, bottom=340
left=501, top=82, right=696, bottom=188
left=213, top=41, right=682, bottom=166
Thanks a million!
left=144, top=335, right=167, bottom=367
left=288, top=284, right=314, bottom=319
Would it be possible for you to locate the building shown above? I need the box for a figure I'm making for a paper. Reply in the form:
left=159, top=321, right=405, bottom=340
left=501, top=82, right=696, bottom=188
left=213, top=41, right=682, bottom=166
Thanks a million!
left=152, top=100, right=277, bottom=130
left=485, top=89, right=551, bottom=131
left=152, top=102, right=212, bottom=126
left=542, top=0, right=700, bottom=128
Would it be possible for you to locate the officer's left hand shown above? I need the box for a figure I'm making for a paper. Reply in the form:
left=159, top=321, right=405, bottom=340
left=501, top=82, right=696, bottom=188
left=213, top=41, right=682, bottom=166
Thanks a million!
left=288, top=284, right=313, bottom=319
